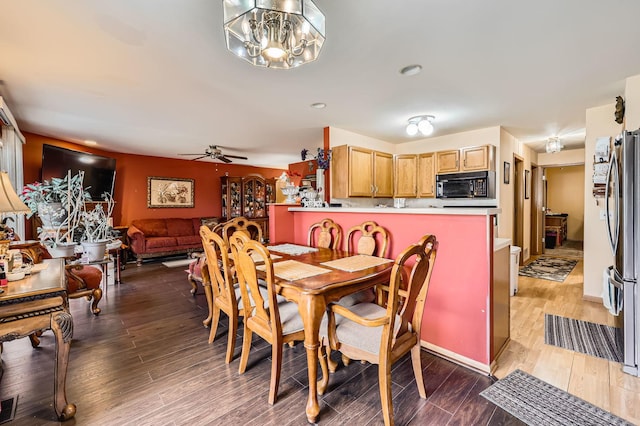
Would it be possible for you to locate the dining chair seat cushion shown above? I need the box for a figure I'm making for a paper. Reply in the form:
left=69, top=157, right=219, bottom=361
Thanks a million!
left=276, top=300, right=305, bottom=335
left=334, top=303, right=402, bottom=356
left=335, top=288, right=376, bottom=307
left=236, top=285, right=270, bottom=311
left=257, top=278, right=288, bottom=304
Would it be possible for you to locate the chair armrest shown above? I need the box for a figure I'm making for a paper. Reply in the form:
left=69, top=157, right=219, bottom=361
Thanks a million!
left=127, top=225, right=146, bottom=253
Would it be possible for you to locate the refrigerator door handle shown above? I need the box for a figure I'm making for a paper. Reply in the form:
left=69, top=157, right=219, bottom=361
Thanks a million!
left=605, top=149, right=619, bottom=255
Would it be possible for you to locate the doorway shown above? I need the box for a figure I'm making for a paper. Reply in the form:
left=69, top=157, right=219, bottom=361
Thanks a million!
left=530, top=164, right=543, bottom=256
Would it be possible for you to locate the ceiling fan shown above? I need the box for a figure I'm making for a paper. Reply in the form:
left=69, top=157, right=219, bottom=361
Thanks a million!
left=178, top=145, right=248, bottom=163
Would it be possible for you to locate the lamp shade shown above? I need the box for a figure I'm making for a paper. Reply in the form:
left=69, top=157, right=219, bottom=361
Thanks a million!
left=0, top=172, right=30, bottom=214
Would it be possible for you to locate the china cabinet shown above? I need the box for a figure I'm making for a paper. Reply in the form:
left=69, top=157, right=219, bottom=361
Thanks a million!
left=221, top=175, right=272, bottom=241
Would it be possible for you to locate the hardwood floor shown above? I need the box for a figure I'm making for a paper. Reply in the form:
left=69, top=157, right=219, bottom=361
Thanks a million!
left=494, top=254, right=640, bottom=425
left=0, top=254, right=637, bottom=425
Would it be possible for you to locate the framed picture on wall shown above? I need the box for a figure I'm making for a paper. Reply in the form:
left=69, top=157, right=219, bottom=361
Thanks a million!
left=503, top=161, right=510, bottom=184
left=524, top=170, right=531, bottom=199
left=147, top=176, right=194, bottom=208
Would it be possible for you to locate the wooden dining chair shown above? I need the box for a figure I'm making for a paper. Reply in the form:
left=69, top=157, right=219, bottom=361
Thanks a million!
left=323, top=234, right=438, bottom=426
left=308, top=218, right=342, bottom=249
left=230, top=235, right=305, bottom=405
left=221, top=216, right=263, bottom=246
left=345, top=220, right=390, bottom=258
left=200, top=225, right=245, bottom=362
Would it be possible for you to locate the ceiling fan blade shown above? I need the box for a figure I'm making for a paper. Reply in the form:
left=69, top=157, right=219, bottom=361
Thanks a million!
left=223, top=154, right=248, bottom=160
left=178, top=153, right=204, bottom=156
left=191, top=155, right=209, bottom=160
left=218, top=156, right=233, bottom=163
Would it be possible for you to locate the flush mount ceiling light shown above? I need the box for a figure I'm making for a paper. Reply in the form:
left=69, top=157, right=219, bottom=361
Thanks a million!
left=223, top=0, right=326, bottom=69
left=546, top=137, right=563, bottom=153
left=406, top=115, right=435, bottom=136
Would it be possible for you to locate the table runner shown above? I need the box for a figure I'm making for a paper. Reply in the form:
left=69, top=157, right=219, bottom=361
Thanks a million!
left=266, top=244, right=319, bottom=256
left=257, top=260, right=331, bottom=281
left=320, top=254, right=393, bottom=272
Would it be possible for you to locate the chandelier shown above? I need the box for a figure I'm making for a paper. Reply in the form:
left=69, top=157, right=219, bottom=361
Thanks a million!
left=546, top=137, right=563, bottom=153
left=406, top=115, right=435, bottom=137
left=222, top=0, right=326, bottom=69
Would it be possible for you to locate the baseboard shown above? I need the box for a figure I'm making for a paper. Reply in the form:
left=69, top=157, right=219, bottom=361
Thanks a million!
left=420, top=340, right=491, bottom=375
left=583, top=294, right=602, bottom=304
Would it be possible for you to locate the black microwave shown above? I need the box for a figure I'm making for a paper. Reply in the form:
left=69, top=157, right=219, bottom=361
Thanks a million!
left=436, top=171, right=496, bottom=199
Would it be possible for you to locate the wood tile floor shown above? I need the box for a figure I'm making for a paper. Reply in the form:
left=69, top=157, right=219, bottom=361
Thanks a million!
left=0, top=255, right=637, bottom=425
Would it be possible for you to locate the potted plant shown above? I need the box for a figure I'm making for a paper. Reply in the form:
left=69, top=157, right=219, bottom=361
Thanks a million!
left=78, top=192, right=115, bottom=261
left=20, top=171, right=91, bottom=257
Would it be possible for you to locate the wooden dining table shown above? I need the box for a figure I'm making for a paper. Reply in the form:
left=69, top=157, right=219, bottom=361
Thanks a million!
left=264, top=243, right=394, bottom=424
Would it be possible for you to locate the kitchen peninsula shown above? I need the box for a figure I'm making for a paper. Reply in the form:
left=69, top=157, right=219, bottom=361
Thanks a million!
left=269, top=204, right=509, bottom=373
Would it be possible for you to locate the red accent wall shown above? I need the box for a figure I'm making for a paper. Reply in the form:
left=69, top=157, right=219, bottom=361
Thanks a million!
left=22, top=132, right=285, bottom=238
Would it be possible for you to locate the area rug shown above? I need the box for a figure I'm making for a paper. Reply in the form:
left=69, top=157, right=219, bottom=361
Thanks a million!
left=0, top=395, right=18, bottom=424
left=518, top=256, right=577, bottom=282
left=161, top=258, right=194, bottom=268
left=480, top=370, right=633, bottom=426
left=544, top=314, right=623, bottom=362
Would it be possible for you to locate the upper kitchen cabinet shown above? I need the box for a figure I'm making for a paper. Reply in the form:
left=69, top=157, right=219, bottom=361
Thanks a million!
left=436, top=145, right=495, bottom=174
left=417, top=152, right=436, bottom=197
left=394, top=154, right=417, bottom=198
left=332, top=145, right=394, bottom=198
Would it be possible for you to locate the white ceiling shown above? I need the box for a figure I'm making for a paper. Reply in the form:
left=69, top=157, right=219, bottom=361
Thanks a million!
left=1, top=1, right=639, bottom=168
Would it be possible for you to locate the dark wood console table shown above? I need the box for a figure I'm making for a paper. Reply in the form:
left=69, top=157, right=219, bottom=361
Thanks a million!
left=0, top=259, right=76, bottom=421
left=545, top=214, right=568, bottom=246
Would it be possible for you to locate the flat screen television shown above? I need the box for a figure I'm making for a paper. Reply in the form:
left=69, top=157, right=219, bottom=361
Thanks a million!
left=41, top=144, right=116, bottom=202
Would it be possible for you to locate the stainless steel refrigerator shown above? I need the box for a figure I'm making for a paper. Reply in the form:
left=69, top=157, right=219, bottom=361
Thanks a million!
left=606, top=129, right=640, bottom=376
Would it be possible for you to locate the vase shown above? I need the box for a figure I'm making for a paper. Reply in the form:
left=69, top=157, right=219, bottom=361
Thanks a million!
left=81, top=241, right=108, bottom=262
left=281, top=184, right=299, bottom=204
left=316, top=168, right=325, bottom=201
left=37, top=202, right=68, bottom=228
left=47, top=242, right=77, bottom=258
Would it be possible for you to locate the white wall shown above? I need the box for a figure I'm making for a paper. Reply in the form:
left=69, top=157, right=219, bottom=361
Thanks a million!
left=329, top=127, right=396, bottom=153
left=538, top=148, right=585, bottom=166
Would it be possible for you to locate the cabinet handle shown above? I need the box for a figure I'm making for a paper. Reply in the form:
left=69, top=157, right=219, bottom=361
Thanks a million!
left=371, top=184, right=374, bottom=194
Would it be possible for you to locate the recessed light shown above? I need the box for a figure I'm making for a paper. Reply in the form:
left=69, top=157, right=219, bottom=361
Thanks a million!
left=84, top=140, right=98, bottom=146
left=310, top=102, right=326, bottom=109
left=399, top=64, right=422, bottom=76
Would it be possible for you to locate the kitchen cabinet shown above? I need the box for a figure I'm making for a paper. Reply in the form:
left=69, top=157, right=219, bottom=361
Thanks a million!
left=417, top=152, right=435, bottom=197
left=394, top=154, right=417, bottom=197
left=436, top=150, right=460, bottom=174
left=221, top=175, right=271, bottom=241
left=331, top=145, right=393, bottom=198
left=436, top=145, right=495, bottom=174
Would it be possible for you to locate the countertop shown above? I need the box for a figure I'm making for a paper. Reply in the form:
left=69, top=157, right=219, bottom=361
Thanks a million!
left=494, top=238, right=512, bottom=252
left=287, top=207, right=501, bottom=216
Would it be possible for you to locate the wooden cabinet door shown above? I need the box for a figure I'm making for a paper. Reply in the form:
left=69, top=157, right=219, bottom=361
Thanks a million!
left=394, top=154, right=417, bottom=197
left=436, top=150, right=460, bottom=174
left=461, top=145, right=490, bottom=171
left=373, top=151, right=394, bottom=197
left=417, top=153, right=435, bottom=197
left=348, top=147, right=374, bottom=196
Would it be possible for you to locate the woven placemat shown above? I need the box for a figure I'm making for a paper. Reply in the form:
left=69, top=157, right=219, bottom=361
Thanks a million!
left=266, top=244, right=319, bottom=256
left=321, top=254, right=393, bottom=272
left=257, top=260, right=331, bottom=281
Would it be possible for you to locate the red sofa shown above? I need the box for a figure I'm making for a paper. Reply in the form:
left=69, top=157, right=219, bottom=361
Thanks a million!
left=127, top=218, right=216, bottom=265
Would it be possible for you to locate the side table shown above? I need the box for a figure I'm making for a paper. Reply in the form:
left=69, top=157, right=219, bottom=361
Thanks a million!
left=0, top=259, right=76, bottom=420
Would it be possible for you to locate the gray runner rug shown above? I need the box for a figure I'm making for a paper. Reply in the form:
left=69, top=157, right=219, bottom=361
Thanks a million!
left=480, top=369, right=633, bottom=426
left=518, top=256, right=577, bottom=282
left=544, top=314, right=623, bottom=362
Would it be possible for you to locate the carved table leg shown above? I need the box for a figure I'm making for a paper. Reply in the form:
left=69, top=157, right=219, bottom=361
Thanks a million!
left=298, top=294, right=325, bottom=424
left=51, top=311, right=76, bottom=421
